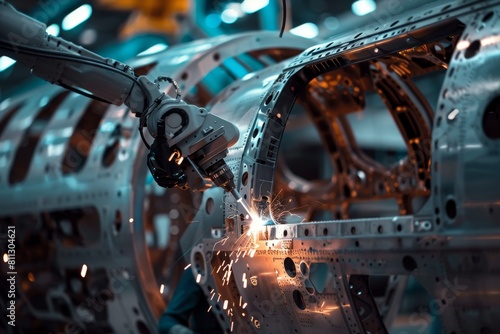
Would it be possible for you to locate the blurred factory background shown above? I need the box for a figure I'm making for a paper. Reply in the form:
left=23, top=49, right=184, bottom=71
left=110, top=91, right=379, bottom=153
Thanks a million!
left=0, top=0, right=446, bottom=160
left=1, top=0, right=442, bottom=98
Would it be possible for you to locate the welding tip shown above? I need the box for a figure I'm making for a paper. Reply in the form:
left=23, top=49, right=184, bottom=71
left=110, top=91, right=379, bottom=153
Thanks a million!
left=230, top=188, right=258, bottom=221
left=230, top=188, right=242, bottom=202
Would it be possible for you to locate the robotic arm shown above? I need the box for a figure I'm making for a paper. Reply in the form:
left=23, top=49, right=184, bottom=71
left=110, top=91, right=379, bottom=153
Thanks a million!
left=0, top=1, right=240, bottom=195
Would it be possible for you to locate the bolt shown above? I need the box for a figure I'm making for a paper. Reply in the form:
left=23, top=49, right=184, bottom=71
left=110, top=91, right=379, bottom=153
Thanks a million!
left=415, top=220, right=432, bottom=231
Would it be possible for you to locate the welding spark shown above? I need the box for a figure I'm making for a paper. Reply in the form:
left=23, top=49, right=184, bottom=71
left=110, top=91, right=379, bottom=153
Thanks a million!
left=207, top=305, right=212, bottom=312
left=80, top=264, right=88, bottom=278
left=242, top=273, right=248, bottom=288
left=222, top=260, right=234, bottom=286
left=222, top=190, right=270, bottom=254
left=212, top=235, right=230, bottom=253
left=184, top=263, right=192, bottom=270
left=237, top=196, right=262, bottom=223
left=267, top=189, right=309, bottom=224
left=247, top=217, right=266, bottom=237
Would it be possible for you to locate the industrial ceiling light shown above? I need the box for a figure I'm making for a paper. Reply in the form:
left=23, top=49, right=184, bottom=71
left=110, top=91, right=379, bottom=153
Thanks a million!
left=352, top=0, right=376, bottom=16
left=62, top=4, right=92, bottom=31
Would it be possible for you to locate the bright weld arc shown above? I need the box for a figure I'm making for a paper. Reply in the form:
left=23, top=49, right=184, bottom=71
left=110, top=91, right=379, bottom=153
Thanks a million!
left=237, top=197, right=261, bottom=222
left=237, top=198, right=267, bottom=237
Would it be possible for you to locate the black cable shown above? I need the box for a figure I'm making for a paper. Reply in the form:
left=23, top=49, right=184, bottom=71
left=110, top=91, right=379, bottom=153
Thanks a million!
left=279, top=0, right=287, bottom=38
left=138, top=92, right=165, bottom=149
left=0, top=39, right=164, bottom=150
left=59, top=83, right=112, bottom=104
left=0, top=39, right=149, bottom=108
left=0, top=41, right=137, bottom=82
left=140, top=127, right=151, bottom=150
left=0, top=40, right=121, bottom=71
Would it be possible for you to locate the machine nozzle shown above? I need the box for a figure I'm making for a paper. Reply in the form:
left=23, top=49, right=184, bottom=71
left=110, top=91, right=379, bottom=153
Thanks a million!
left=206, top=159, right=236, bottom=193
